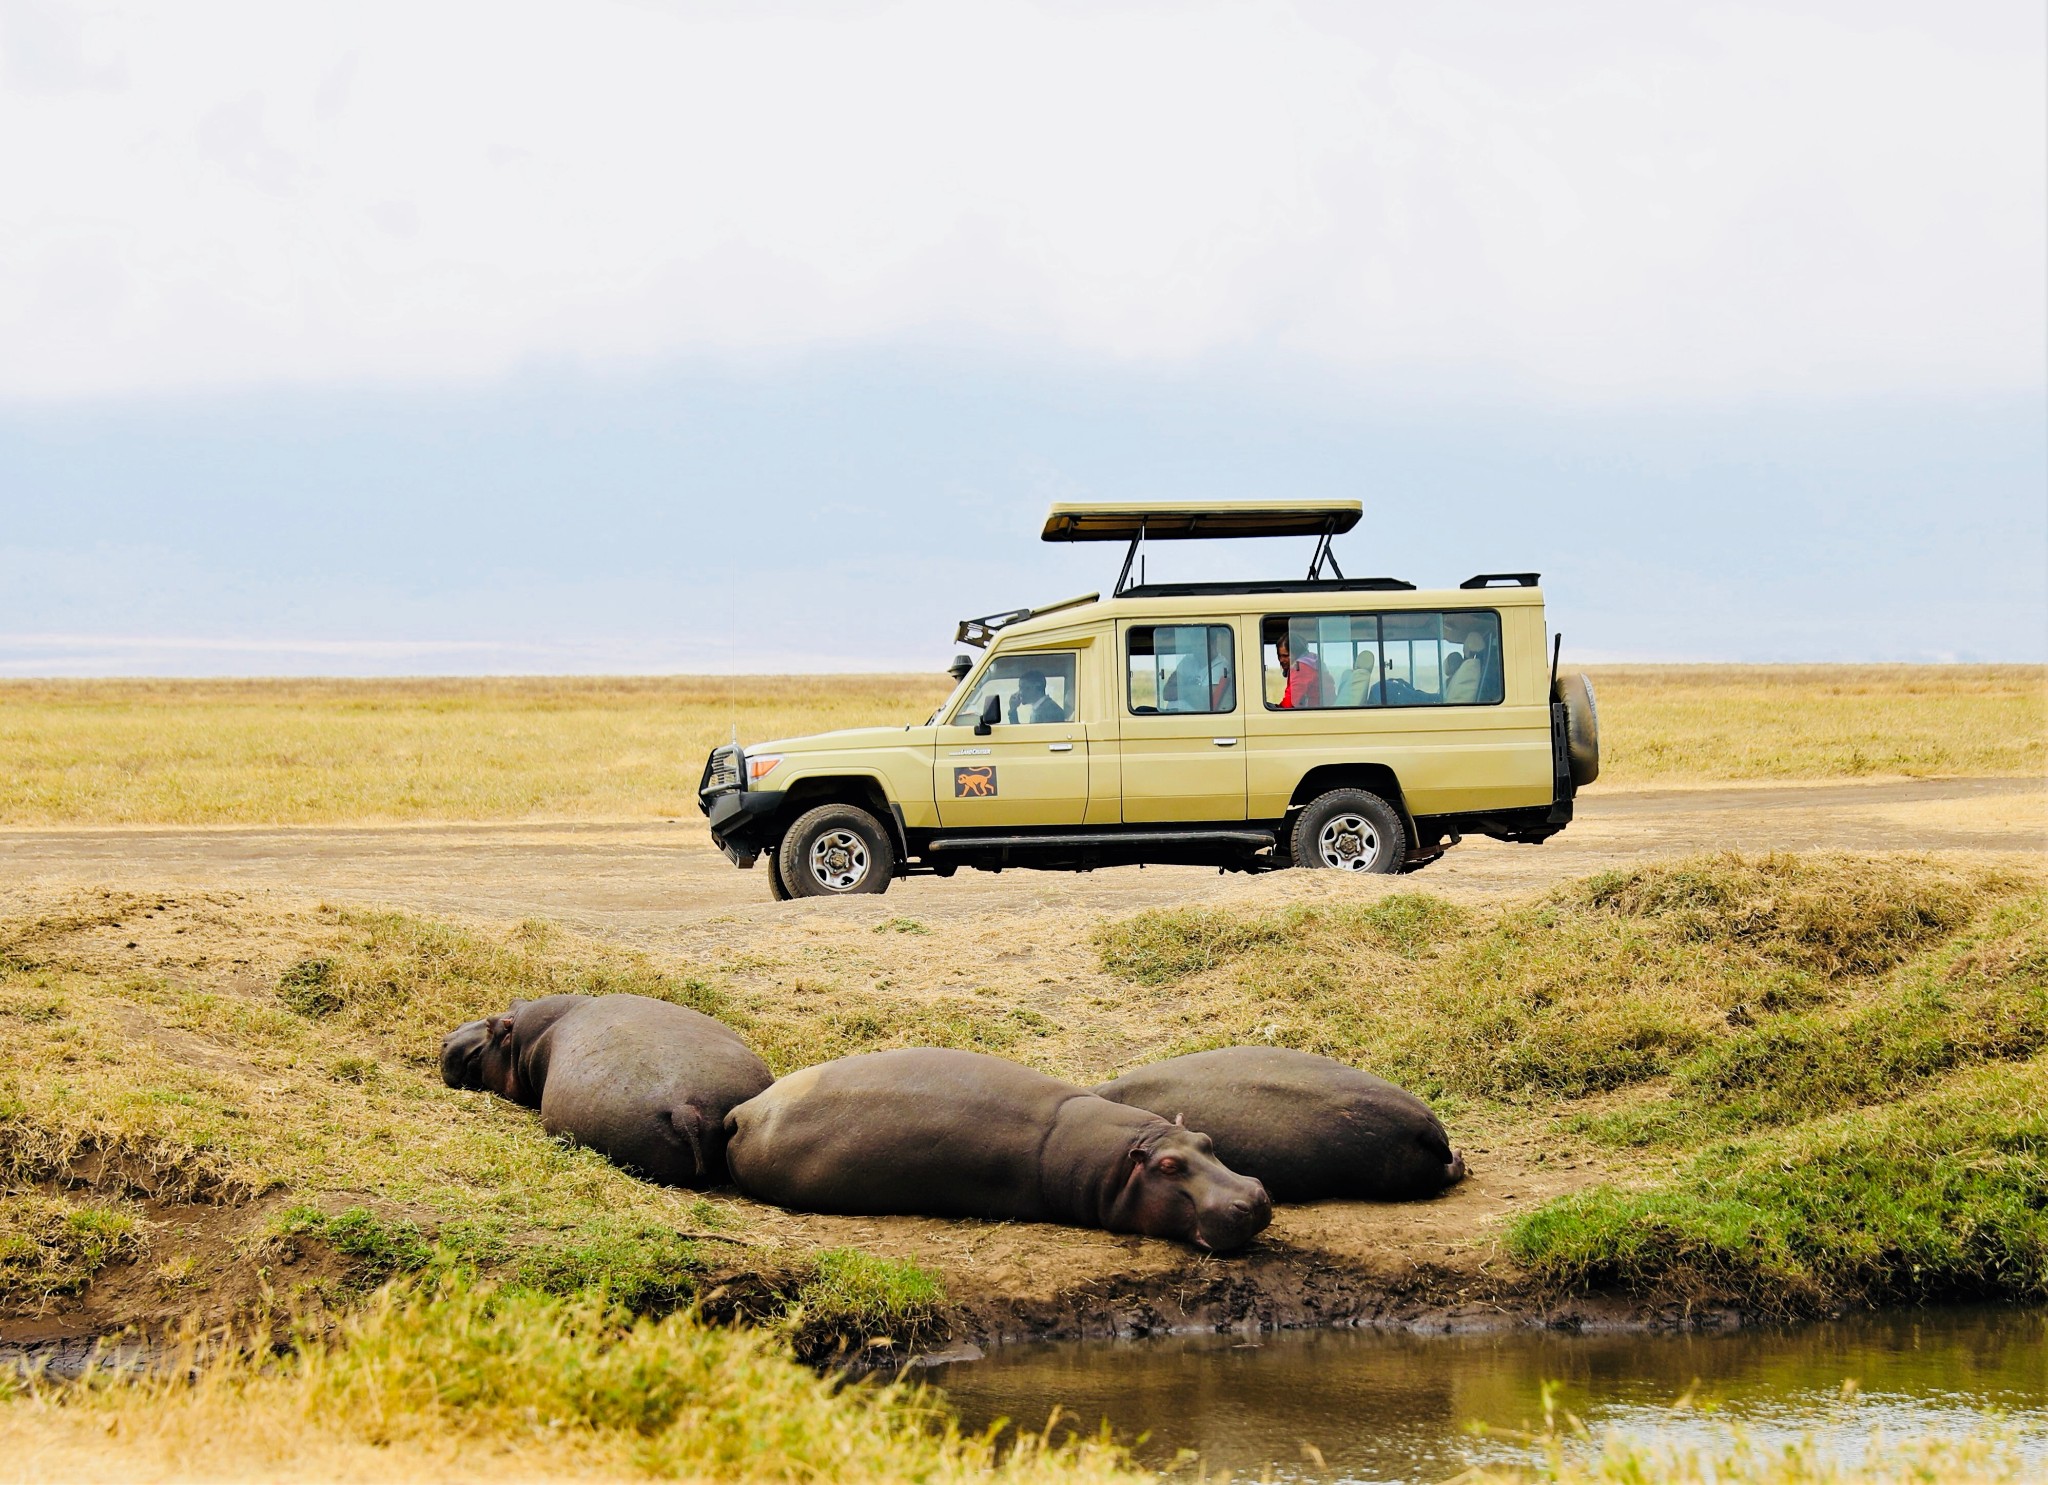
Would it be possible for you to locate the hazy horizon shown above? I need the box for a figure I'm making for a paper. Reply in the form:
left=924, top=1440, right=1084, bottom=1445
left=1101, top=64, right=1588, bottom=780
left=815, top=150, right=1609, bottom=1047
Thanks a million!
left=5, top=2, right=2043, bottom=674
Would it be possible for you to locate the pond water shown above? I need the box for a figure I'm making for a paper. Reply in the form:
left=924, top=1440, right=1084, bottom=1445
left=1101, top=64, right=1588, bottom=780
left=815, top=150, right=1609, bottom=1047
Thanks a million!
left=925, top=1307, right=2048, bottom=1483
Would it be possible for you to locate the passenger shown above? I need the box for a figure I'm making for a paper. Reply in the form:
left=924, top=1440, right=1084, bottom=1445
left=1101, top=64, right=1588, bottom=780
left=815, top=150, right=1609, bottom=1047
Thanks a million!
left=1272, top=623, right=1322, bottom=709
left=1011, top=668, right=1066, bottom=724
left=1443, top=620, right=1492, bottom=704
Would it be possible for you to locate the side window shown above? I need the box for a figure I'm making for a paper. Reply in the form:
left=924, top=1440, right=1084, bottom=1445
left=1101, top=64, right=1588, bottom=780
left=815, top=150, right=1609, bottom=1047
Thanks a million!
left=952, top=652, right=1079, bottom=725
left=1263, top=611, right=1502, bottom=708
left=1262, top=614, right=1380, bottom=709
left=1127, top=625, right=1236, bottom=715
left=1439, top=611, right=1503, bottom=705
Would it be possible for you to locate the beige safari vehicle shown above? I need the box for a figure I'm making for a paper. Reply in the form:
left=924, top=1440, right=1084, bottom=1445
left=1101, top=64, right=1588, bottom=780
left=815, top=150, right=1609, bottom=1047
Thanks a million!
left=699, top=501, right=1600, bottom=899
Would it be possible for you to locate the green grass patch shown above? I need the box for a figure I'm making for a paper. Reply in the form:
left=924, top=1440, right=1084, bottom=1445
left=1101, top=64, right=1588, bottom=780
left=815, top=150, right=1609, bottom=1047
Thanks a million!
left=1508, top=1057, right=2048, bottom=1315
left=792, top=1248, right=947, bottom=1358
left=512, top=1216, right=710, bottom=1316
left=1591, top=893, right=2048, bottom=1144
left=274, top=1206, right=436, bottom=1286
left=1099, top=853, right=2020, bottom=1104
left=0, top=1193, right=144, bottom=1305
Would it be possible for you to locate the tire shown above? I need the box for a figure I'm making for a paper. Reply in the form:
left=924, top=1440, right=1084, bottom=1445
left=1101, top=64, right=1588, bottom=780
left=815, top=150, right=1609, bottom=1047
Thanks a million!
left=1291, top=788, right=1406, bottom=874
left=777, top=803, right=896, bottom=898
left=765, top=845, right=793, bottom=901
left=1558, top=672, right=1601, bottom=786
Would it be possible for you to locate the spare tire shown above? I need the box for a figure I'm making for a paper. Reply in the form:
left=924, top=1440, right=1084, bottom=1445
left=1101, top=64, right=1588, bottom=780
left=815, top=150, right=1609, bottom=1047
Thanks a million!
left=1558, top=672, right=1600, bottom=786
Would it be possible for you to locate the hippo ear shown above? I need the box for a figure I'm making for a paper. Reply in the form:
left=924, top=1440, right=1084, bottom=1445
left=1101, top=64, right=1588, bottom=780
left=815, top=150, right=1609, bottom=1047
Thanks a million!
left=489, top=1013, right=515, bottom=1045
left=1174, top=1112, right=1185, bottom=1127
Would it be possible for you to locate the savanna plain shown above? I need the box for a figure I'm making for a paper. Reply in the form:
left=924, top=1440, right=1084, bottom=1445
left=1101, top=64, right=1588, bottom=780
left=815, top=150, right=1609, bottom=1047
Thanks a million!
left=1, top=666, right=2043, bottom=1483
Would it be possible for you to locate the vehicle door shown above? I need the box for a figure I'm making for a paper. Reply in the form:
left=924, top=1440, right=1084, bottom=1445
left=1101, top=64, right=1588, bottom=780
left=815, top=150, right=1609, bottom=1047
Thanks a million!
left=934, top=646, right=1091, bottom=827
left=1117, top=619, right=1247, bottom=822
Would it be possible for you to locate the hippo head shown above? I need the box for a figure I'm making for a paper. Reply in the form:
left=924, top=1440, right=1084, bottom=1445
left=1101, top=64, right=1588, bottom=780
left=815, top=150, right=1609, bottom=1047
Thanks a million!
left=438, top=1011, right=522, bottom=1100
left=1109, top=1119, right=1272, bottom=1254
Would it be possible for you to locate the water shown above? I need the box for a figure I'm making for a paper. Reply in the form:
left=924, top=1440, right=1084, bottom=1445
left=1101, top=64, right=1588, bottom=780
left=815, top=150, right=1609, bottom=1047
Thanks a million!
left=925, top=1307, right=2048, bottom=1483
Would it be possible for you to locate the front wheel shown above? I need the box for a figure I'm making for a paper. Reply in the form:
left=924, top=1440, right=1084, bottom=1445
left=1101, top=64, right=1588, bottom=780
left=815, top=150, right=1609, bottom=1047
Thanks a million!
left=1291, top=788, right=1405, bottom=874
left=777, top=803, right=896, bottom=898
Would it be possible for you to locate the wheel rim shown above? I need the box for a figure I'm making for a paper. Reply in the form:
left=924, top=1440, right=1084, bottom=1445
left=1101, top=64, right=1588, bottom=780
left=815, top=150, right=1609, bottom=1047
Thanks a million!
left=1315, top=813, right=1379, bottom=871
left=807, top=828, right=870, bottom=891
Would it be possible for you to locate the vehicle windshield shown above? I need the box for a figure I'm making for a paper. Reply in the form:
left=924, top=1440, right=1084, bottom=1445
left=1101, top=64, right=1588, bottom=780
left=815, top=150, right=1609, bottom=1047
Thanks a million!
left=927, top=667, right=974, bottom=726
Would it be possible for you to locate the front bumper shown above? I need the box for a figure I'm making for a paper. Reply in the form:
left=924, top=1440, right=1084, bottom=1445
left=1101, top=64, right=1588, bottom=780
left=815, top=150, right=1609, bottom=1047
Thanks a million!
left=704, top=789, right=786, bottom=866
left=698, top=743, right=787, bottom=867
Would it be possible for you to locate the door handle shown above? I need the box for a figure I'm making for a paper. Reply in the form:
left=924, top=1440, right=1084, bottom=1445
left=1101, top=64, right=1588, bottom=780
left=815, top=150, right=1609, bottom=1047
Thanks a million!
left=1048, top=742, right=1074, bottom=752
left=1212, top=737, right=1238, bottom=747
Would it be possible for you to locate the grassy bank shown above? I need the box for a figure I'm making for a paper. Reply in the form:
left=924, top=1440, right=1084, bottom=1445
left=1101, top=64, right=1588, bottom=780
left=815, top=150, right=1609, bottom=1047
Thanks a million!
left=1095, top=852, right=2046, bottom=1312
left=4, top=1279, right=1134, bottom=1484
left=1, top=665, right=2039, bottom=825
left=4, top=851, right=2045, bottom=1476
left=4, top=851, right=2041, bottom=1334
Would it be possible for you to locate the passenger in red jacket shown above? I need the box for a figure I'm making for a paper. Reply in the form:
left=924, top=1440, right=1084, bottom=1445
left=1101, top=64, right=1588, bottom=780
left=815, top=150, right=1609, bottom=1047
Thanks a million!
left=1275, top=626, right=1322, bottom=709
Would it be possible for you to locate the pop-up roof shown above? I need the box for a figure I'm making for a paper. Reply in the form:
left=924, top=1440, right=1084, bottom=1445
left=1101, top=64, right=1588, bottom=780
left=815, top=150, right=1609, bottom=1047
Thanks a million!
left=1041, top=500, right=1362, bottom=543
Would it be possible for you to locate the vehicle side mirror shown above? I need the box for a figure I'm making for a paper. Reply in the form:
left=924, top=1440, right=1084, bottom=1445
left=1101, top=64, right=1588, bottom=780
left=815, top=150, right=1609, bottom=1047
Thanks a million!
left=975, top=693, right=1002, bottom=736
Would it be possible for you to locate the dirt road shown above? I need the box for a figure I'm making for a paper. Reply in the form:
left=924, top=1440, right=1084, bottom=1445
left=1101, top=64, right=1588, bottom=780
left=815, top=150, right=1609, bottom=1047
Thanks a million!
left=1, top=777, right=2037, bottom=954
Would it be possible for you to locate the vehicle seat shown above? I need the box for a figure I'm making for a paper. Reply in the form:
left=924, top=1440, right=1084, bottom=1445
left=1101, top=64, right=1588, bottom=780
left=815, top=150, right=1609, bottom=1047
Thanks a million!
left=1443, top=650, right=1481, bottom=704
left=1210, top=666, right=1235, bottom=712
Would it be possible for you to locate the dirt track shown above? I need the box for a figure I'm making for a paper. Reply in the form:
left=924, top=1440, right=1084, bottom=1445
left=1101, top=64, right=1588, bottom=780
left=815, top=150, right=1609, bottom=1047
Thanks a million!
left=1, top=776, right=2037, bottom=951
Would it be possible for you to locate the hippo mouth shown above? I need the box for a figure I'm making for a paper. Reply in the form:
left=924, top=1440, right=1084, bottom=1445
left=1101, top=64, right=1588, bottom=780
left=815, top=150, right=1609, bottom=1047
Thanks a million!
left=1192, top=1185, right=1272, bottom=1254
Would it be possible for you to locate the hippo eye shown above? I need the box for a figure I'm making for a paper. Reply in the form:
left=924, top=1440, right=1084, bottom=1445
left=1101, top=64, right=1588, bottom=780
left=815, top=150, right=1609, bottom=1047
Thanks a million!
left=1156, top=1156, right=1184, bottom=1176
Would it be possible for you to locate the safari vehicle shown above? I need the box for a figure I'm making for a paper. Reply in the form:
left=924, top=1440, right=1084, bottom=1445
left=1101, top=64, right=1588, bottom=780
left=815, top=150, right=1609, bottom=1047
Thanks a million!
left=698, top=501, right=1600, bottom=899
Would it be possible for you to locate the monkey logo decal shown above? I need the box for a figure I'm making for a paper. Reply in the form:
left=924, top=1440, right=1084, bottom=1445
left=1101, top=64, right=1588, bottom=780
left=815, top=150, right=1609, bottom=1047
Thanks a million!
left=954, top=766, right=998, bottom=798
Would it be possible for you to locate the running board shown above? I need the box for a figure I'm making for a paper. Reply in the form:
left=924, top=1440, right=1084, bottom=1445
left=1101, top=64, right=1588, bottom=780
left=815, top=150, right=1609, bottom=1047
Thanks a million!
left=930, top=828, right=1275, bottom=853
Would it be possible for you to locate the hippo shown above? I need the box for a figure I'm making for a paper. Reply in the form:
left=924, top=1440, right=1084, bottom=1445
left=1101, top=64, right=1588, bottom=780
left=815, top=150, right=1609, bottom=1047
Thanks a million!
left=439, top=993, right=771, bottom=1188
left=723, top=1048, right=1272, bottom=1252
left=1093, top=1047, right=1466, bottom=1203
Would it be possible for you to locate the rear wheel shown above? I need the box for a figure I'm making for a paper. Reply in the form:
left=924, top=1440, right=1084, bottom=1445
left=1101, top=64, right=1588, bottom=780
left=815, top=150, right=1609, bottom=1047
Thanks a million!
left=1291, top=788, right=1405, bottom=874
left=778, top=803, right=896, bottom=898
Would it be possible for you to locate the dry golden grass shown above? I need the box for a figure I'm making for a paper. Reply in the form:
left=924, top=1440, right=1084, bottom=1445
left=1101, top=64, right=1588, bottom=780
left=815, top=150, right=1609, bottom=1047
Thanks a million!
left=1586, top=664, right=2044, bottom=784
left=0, top=665, right=2037, bottom=826
left=0, top=675, right=954, bottom=826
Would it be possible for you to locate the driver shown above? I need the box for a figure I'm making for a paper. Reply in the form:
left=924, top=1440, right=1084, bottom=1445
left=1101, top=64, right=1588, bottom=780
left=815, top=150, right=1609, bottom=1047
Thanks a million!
left=1011, top=668, right=1066, bottom=724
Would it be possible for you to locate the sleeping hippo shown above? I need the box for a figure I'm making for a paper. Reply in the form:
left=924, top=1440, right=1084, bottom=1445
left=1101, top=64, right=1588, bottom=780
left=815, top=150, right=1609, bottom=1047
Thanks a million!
left=1094, top=1047, right=1466, bottom=1203
left=723, top=1048, right=1272, bottom=1252
left=440, top=993, right=771, bottom=1188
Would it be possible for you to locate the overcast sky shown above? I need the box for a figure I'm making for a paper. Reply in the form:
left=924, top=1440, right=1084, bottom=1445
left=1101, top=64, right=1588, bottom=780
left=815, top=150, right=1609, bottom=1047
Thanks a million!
left=3, top=0, right=2043, bottom=672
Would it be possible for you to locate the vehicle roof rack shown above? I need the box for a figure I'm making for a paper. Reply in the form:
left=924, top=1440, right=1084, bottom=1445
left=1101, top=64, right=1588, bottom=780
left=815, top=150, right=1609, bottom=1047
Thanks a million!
left=1044, top=500, right=1368, bottom=596
left=954, top=591, right=1100, bottom=648
left=1041, top=500, right=1362, bottom=543
left=1120, top=578, right=1416, bottom=598
left=1460, top=572, right=1541, bottom=589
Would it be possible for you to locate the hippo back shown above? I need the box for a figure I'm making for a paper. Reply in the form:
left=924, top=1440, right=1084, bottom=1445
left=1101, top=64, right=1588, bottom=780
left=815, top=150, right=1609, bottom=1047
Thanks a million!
left=724, top=1048, right=1074, bottom=1220
left=1094, top=1046, right=1463, bottom=1202
left=538, top=994, right=771, bottom=1188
